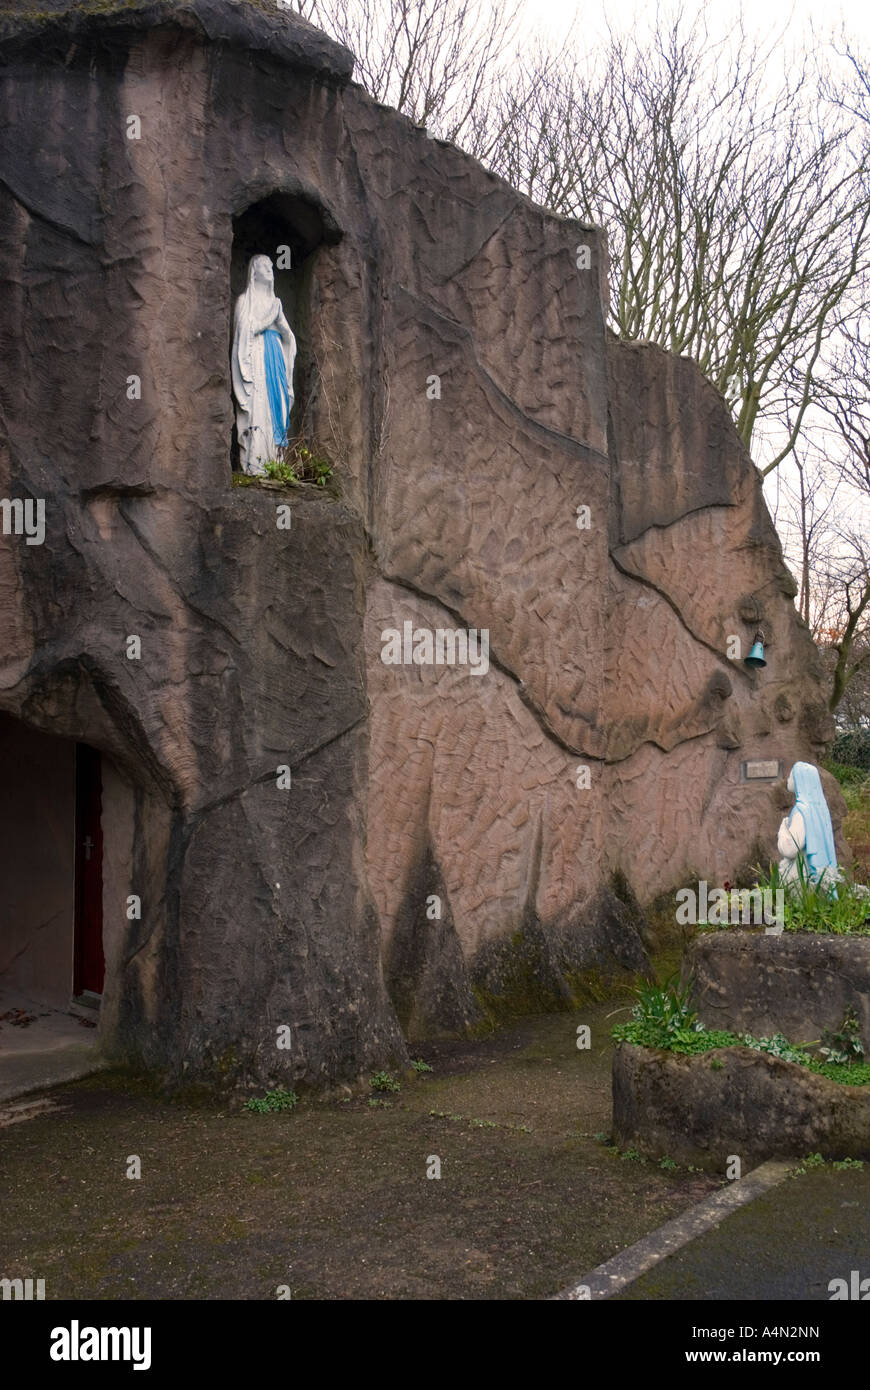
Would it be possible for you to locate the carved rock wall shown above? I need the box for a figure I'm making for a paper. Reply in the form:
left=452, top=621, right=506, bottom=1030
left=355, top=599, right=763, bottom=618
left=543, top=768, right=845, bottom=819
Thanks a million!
left=0, top=0, right=838, bottom=1081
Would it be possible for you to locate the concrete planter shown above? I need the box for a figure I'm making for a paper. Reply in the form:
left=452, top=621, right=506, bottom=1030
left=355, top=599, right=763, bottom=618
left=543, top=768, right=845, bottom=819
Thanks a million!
left=682, top=930, right=870, bottom=1053
left=612, top=1042, right=870, bottom=1170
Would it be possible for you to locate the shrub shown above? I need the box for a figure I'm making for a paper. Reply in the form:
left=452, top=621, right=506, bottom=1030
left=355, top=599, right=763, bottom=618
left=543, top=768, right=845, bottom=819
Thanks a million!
left=831, top=729, right=870, bottom=771
left=824, top=759, right=868, bottom=787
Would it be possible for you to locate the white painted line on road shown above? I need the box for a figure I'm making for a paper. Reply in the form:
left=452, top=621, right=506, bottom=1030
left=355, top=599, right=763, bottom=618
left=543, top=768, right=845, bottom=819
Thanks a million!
left=551, top=1159, right=793, bottom=1300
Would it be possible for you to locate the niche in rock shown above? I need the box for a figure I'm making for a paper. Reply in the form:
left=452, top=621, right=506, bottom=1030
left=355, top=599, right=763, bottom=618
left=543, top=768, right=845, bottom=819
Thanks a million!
left=229, top=191, right=340, bottom=474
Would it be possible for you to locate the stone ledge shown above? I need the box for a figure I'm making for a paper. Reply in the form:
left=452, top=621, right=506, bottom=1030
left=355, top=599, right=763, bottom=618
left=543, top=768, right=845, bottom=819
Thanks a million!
left=612, top=1041, right=870, bottom=1169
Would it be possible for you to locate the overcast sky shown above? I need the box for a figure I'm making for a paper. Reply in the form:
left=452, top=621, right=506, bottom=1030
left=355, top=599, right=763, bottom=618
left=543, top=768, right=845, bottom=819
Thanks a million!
left=532, top=0, right=870, bottom=47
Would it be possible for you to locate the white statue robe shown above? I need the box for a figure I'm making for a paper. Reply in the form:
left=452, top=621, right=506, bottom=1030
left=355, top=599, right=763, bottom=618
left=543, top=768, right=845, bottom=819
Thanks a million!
left=777, top=812, right=805, bottom=887
left=777, top=810, right=841, bottom=891
left=232, top=281, right=296, bottom=475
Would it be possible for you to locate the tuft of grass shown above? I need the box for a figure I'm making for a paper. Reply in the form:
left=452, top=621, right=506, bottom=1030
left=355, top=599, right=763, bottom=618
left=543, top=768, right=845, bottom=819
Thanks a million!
left=790, top=1152, right=864, bottom=1176
left=262, top=458, right=299, bottom=485
left=755, top=856, right=870, bottom=936
left=369, top=1070, right=400, bottom=1094
left=263, top=442, right=333, bottom=488
left=244, top=1087, right=298, bottom=1113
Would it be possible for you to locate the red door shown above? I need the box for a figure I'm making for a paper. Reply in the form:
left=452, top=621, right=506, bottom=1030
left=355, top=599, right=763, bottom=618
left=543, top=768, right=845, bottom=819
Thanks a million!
left=73, top=744, right=104, bottom=997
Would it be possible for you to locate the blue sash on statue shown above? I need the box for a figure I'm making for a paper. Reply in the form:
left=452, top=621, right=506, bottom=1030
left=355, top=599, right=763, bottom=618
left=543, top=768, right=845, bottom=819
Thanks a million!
left=263, top=329, right=289, bottom=447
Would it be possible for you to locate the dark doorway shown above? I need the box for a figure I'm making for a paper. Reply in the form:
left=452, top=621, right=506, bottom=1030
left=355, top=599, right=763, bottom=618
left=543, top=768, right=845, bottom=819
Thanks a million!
left=73, top=743, right=104, bottom=999
left=0, top=714, right=76, bottom=1008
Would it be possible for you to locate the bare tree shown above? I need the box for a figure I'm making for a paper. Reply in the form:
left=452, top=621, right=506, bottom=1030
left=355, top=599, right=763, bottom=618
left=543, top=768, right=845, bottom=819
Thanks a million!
left=773, top=460, right=870, bottom=717
left=808, top=531, right=870, bottom=718
left=291, top=8, right=869, bottom=475
left=776, top=454, right=841, bottom=629
left=818, top=320, right=870, bottom=499
left=806, top=316, right=870, bottom=714
left=294, top=0, right=521, bottom=151
left=483, top=14, right=870, bottom=474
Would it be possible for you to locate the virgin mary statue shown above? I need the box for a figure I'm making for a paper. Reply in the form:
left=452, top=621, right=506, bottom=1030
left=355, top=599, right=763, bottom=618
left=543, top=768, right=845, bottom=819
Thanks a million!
left=776, top=761, right=839, bottom=890
left=231, top=254, right=296, bottom=475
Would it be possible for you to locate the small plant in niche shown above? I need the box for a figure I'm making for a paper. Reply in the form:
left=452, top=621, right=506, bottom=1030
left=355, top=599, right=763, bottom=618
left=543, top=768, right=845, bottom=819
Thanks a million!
left=262, top=458, right=299, bottom=485
left=263, top=440, right=334, bottom=488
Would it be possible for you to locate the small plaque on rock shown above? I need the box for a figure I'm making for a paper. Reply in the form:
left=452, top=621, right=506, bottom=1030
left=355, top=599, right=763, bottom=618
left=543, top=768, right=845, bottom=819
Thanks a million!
left=741, top=759, right=782, bottom=782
